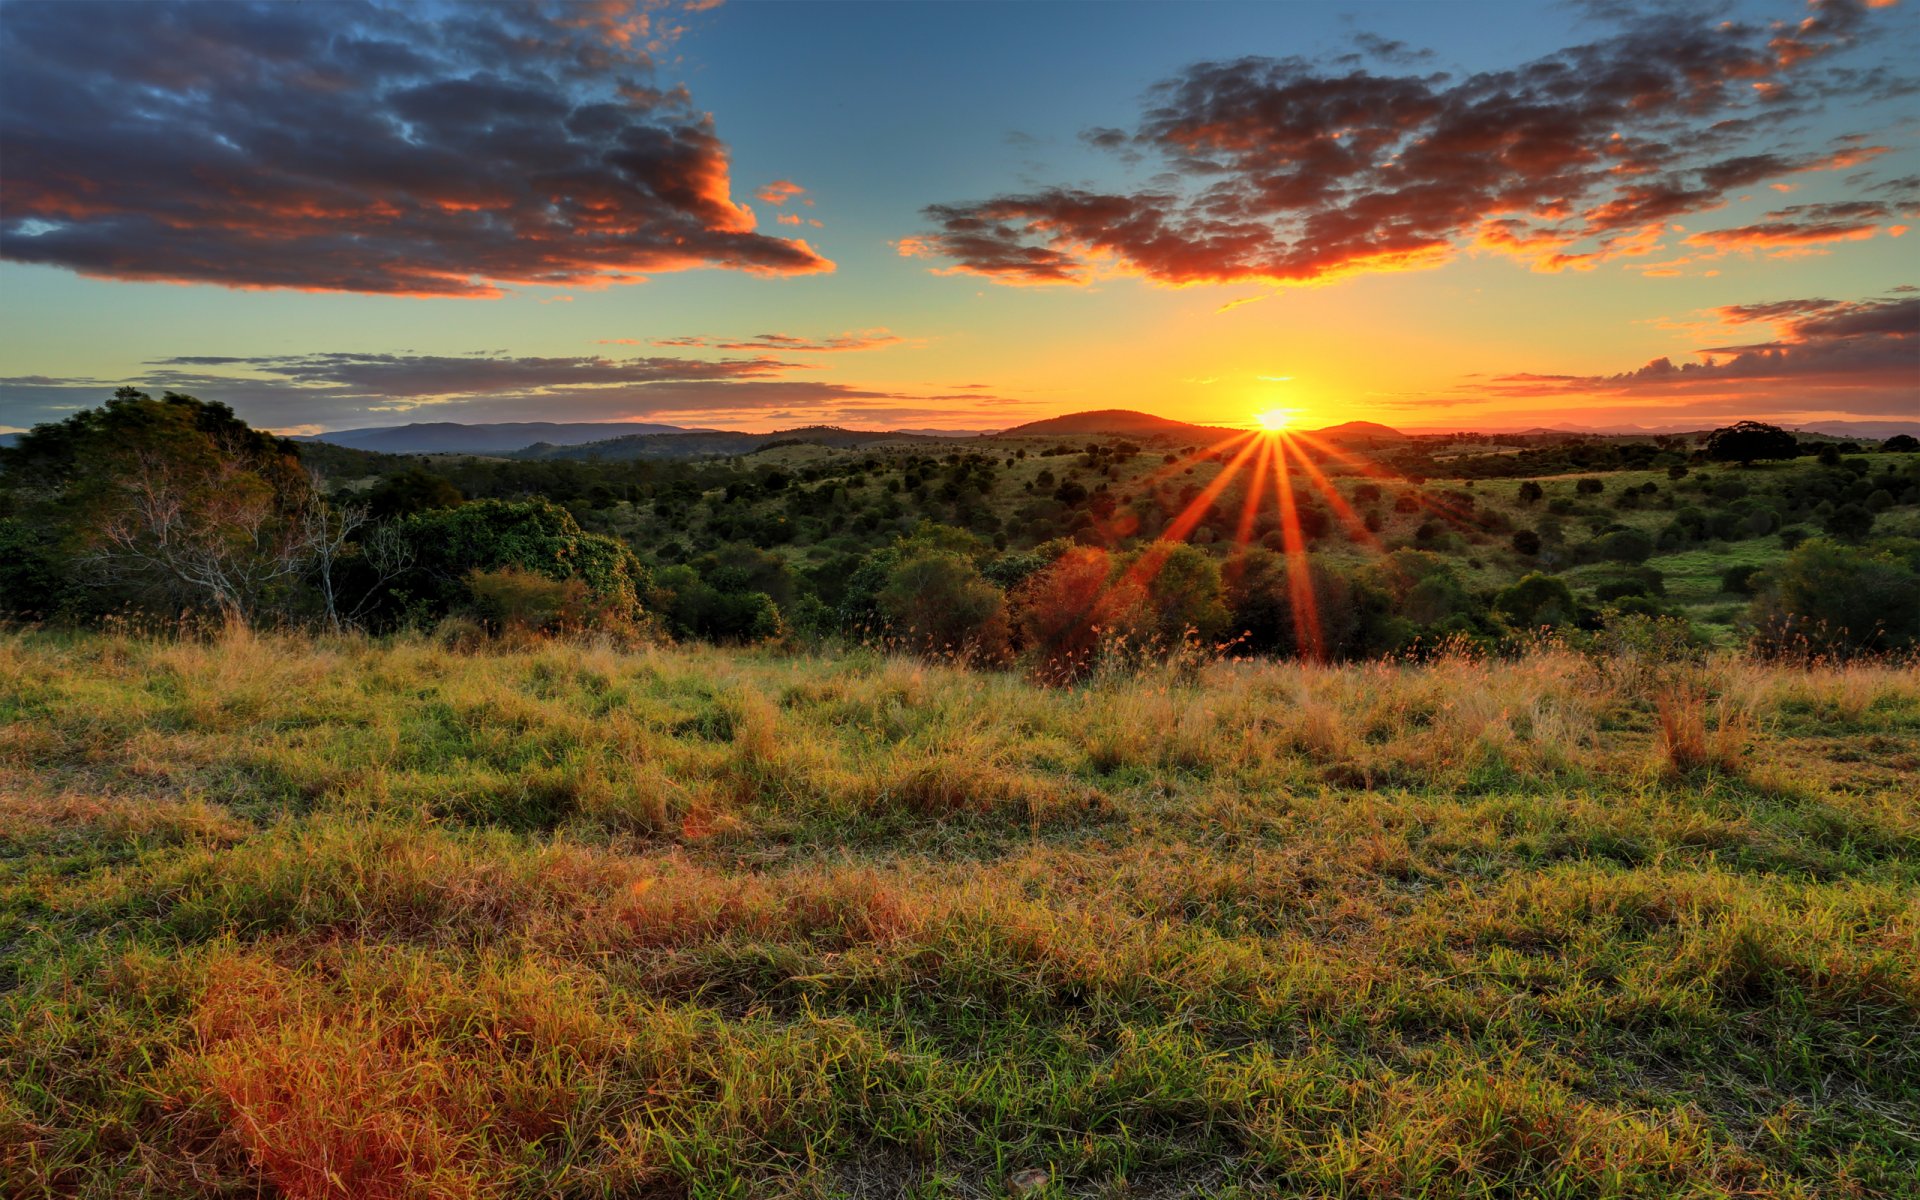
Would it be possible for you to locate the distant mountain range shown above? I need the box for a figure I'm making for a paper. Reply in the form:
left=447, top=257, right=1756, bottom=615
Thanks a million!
left=293, top=420, right=708, bottom=454
left=517, top=425, right=946, bottom=461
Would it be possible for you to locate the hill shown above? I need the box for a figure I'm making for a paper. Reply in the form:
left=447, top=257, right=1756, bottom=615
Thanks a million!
left=998, top=408, right=1236, bottom=440
left=298, top=420, right=702, bottom=455
left=1309, top=419, right=1411, bottom=447
left=517, top=424, right=940, bottom=461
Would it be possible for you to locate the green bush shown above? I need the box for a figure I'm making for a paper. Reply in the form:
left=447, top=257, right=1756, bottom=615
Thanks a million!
left=1746, top=540, right=1920, bottom=655
left=1496, top=573, right=1577, bottom=629
left=392, top=498, right=648, bottom=622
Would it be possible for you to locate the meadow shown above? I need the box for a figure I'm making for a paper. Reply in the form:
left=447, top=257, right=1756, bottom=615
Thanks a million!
left=3, top=630, right=1917, bottom=1198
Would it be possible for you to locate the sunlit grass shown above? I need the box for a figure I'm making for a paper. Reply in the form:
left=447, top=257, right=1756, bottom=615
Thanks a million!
left=2, top=629, right=1916, bottom=1196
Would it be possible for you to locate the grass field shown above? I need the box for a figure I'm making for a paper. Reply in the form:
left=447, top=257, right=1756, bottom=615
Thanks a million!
left=3, top=631, right=1917, bottom=1198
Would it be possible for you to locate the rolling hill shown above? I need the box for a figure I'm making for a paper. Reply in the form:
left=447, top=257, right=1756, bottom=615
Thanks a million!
left=997, top=409, right=1238, bottom=440
left=517, top=425, right=943, bottom=461
left=296, top=421, right=703, bottom=455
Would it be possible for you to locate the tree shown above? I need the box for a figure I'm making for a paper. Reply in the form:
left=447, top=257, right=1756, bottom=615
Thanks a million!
left=1517, top=481, right=1544, bottom=506
left=1134, top=543, right=1228, bottom=646
left=1882, top=434, right=1919, bottom=453
left=0, top=389, right=318, bottom=624
left=1706, top=421, right=1797, bottom=467
left=366, top=467, right=464, bottom=519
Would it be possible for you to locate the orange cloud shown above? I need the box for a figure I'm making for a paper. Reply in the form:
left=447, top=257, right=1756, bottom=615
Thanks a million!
left=756, top=180, right=806, bottom=206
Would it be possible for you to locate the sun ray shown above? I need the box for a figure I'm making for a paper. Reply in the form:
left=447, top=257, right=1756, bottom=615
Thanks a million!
left=1270, top=434, right=1325, bottom=662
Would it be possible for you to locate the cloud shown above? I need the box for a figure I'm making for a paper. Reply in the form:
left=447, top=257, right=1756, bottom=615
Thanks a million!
left=1682, top=200, right=1909, bottom=250
left=0, top=344, right=1015, bottom=431
left=0, top=1, right=830, bottom=297
left=639, top=330, right=907, bottom=353
left=755, top=180, right=806, bottom=205
left=1473, top=292, right=1918, bottom=417
left=904, top=0, right=1914, bottom=289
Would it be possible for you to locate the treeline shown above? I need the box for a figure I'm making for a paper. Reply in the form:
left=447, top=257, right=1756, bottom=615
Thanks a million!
left=4, top=392, right=1918, bottom=664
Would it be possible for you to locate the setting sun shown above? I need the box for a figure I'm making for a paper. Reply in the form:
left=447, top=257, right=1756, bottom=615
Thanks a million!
left=1255, top=408, right=1294, bottom=431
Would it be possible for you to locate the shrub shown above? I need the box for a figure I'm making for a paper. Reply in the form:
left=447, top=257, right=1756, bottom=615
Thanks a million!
left=1014, top=546, right=1141, bottom=683
left=392, top=499, right=648, bottom=623
left=1746, top=539, right=1920, bottom=655
left=1822, top=503, right=1874, bottom=542
left=1495, top=573, right=1577, bottom=629
left=463, top=567, right=592, bottom=637
left=1719, top=565, right=1762, bottom=595
left=1596, top=528, right=1654, bottom=564
left=877, top=550, right=1011, bottom=665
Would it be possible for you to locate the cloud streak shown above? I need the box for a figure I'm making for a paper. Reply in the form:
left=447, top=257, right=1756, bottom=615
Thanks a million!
left=1474, top=292, right=1918, bottom=418
left=0, top=347, right=1024, bottom=432
left=639, top=330, right=907, bottom=353
left=0, top=1, right=831, bottom=297
left=903, top=0, right=1912, bottom=289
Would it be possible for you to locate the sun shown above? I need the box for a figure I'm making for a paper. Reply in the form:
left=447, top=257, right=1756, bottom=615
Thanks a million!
left=1254, top=408, right=1293, bottom=431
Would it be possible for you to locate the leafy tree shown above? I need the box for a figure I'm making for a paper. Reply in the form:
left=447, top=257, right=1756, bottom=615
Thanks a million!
left=649, top=564, right=782, bottom=643
left=1227, top=547, right=1394, bottom=660
left=1706, top=420, right=1797, bottom=467
left=367, top=467, right=464, bottom=519
left=1882, top=434, right=1919, bottom=453
left=0, top=388, right=319, bottom=623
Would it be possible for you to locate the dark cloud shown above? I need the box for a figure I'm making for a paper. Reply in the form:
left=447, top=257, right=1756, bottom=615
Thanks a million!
left=0, top=349, right=1022, bottom=431
left=1478, top=292, right=1918, bottom=413
left=1349, top=32, right=1435, bottom=66
left=638, top=330, right=906, bottom=353
left=904, top=0, right=1913, bottom=287
left=0, top=1, right=830, bottom=296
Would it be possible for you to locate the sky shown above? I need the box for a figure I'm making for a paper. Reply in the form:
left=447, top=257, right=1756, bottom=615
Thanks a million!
left=0, top=0, right=1915, bottom=436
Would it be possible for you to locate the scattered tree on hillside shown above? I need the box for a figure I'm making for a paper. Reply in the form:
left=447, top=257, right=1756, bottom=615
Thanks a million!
left=1706, top=421, right=1797, bottom=467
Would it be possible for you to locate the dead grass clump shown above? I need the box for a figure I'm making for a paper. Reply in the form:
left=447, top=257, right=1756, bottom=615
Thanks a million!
left=1654, top=686, right=1753, bottom=777
left=176, top=946, right=633, bottom=1200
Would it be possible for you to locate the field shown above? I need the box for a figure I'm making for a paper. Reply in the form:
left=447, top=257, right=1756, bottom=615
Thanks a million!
left=3, top=631, right=1917, bottom=1198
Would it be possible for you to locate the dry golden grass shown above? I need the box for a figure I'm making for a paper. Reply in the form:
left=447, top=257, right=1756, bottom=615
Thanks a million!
left=1, top=629, right=1916, bottom=1197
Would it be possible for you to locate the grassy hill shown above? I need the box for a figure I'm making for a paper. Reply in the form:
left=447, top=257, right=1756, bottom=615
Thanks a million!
left=3, top=630, right=1917, bottom=1196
